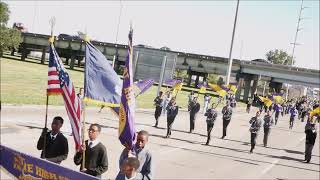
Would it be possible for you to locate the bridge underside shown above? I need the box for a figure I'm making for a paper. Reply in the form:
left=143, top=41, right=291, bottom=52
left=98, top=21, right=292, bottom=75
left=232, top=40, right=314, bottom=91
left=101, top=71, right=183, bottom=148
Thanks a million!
left=13, top=33, right=320, bottom=99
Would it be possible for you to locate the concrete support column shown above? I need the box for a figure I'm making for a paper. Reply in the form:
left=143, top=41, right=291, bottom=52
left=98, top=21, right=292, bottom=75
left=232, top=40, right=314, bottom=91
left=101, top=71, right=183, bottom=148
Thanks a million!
left=251, top=79, right=258, bottom=98
left=269, top=81, right=283, bottom=93
left=203, top=74, right=208, bottom=83
left=70, top=54, right=75, bottom=69
left=21, top=45, right=27, bottom=61
left=65, top=57, right=69, bottom=65
left=11, top=49, right=15, bottom=56
left=114, top=61, right=121, bottom=74
left=103, top=47, right=107, bottom=55
left=243, top=75, right=252, bottom=102
left=195, top=75, right=200, bottom=88
left=41, top=47, right=46, bottom=64
left=262, top=81, right=267, bottom=96
left=187, top=73, right=192, bottom=86
left=235, top=78, right=243, bottom=101
left=77, top=57, right=82, bottom=67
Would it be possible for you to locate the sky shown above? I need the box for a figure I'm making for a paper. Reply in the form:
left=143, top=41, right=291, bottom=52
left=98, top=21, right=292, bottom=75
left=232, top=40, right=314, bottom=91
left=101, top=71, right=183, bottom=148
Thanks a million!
left=4, top=0, right=320, bottom=69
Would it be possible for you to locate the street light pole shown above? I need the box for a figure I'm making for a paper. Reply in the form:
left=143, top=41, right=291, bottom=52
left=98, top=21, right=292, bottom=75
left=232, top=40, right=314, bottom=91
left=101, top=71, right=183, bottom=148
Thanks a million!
left=225, top=0, right=240, bottom=85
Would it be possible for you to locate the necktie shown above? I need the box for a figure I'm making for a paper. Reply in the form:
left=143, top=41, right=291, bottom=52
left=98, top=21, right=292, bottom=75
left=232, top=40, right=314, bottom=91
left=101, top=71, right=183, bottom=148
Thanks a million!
left=89, top=142, right=93, bottom=148
left=51, top=136, right=55, bottom=141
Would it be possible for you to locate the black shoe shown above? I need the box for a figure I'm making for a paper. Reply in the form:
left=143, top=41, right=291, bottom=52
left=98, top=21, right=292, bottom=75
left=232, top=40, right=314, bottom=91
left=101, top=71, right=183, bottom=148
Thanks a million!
left=205, top=142, right=209, bottom=146
left=306, top=160, right=310, bottom=163
left=221, top=136, right=225, bottom=139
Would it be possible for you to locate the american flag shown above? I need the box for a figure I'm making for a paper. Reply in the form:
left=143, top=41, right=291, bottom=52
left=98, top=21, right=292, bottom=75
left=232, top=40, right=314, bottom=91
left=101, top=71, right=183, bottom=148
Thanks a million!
left=48, top=43, right=82, bottom=150
left=47, top=51, right=62, bottom=95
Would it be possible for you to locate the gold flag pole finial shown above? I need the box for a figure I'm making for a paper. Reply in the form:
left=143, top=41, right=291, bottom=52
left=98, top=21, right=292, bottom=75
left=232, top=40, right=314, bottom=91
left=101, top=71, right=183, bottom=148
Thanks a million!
left=49, top=36, right=55, bottom=43
left=84, top=34, right=90, bottom=42
left=84, top=26, right=90, bottom=42
left=49, top=17, right=56, bottom=43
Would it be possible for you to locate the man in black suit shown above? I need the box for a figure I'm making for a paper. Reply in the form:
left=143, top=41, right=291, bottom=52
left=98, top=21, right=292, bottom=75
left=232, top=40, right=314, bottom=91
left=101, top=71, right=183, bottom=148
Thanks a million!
left=153, top=91, right=163, bottom=127
left=37, top=116, right=68, bottom=164
left=74, top=123, right=108, bottom=178
left=204, top=103, right=218, bottom=145
left=221, top=101, right=233, bottom=139
left=304, top=121, right=317, bottom=163
left=166, top=98, right=179, bottom=138
left=188, top=97, right=200, bottom=133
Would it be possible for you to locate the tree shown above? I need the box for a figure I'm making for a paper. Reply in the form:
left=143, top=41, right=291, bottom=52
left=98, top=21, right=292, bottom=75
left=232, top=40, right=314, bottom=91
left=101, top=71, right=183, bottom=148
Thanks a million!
left=0, top=2, right=22, bottom=57
left=0, top=2, right=9, bottom=26
left=174, top=69, right=188, bottom=81
left=207, top=74, right=218, bottom=84
left=265, top=49, right=295, bottom=65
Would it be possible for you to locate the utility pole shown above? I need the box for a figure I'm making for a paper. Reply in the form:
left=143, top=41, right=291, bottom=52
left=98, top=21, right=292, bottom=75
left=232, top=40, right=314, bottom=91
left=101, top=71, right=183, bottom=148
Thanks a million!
left=225, top=0, right=240, bottom=85
left=113, top=0, right=123, bottom=69
left=285, top=0, right=306, bottom=101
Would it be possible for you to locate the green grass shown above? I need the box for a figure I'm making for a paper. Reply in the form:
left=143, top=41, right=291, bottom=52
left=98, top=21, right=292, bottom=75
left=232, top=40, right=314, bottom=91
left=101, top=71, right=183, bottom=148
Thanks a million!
left=1, top=55, right=245, bottom=108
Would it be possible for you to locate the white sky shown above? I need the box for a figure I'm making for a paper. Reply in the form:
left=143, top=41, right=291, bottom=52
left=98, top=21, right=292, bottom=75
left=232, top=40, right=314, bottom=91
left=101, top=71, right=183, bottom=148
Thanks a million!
left=4, top=0, right=320, bottom=69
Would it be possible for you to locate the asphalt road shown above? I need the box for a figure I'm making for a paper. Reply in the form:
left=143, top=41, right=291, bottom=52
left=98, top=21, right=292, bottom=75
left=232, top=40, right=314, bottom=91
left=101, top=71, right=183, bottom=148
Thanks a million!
left=1, top=105, right=319, bottom=179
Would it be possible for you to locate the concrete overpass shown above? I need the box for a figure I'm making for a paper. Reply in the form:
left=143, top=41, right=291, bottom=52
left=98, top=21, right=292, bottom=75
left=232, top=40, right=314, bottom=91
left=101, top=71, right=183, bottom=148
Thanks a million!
left=13, top=32, right=320, bottom=101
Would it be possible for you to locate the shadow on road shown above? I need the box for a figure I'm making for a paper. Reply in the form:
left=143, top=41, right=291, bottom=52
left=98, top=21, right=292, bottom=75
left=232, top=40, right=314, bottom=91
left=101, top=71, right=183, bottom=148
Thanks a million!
left=88, top=122, right=204, bottom=144
left=267, top=155, right=320, bottom=166
left=158, top=143, right=320, bottom=173
left=102, top=117, right=207, bottom=137
left=15, top=122, right=320, bottom=170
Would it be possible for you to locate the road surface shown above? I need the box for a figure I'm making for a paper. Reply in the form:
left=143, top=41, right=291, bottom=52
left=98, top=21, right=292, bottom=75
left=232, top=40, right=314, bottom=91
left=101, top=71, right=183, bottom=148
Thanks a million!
left=1, top=105, right=319, bottom=179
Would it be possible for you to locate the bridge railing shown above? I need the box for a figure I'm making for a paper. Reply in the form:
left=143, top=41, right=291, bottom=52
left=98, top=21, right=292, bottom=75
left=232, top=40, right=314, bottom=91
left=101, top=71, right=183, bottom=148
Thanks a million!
left=241, top=60, right=319, bottom=74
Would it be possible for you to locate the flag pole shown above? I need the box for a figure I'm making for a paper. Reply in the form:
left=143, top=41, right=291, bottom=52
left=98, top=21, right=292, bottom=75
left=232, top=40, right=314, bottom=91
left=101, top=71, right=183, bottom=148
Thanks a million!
left=81, top=34, right=90, bottom=171
left=81, top=105, right=86, bottom=170
left=42, top=17, right=56, bottom=158
left=42, top=94, right=49, bottom=158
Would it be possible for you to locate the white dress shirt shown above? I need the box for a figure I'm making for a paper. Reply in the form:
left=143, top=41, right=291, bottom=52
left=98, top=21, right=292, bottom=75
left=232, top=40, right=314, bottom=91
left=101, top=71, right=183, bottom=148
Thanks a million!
left=50, top=132, right=58, bottom=140
left=88, top=139, right=99, bottom=148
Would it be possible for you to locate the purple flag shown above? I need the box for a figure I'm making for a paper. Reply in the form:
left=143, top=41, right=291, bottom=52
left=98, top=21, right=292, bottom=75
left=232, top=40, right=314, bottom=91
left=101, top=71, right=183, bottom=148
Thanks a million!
left=197, top=83, right=208, bottom=88
left=272, top=93, right=283, bottom=96
left=229, top=82, right=238, bottom=86
left=164, top=79, right=182, bottom=86
left=119, top=27, right=136, bottom=149
left=221, top=84, right=230, bottom=91
left=134, top=79, right=155, bottom=96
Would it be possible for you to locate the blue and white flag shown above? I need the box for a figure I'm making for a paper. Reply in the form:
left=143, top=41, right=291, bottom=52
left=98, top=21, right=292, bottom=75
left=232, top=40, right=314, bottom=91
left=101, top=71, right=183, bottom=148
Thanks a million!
left=84, top=41, right=122, bottom=107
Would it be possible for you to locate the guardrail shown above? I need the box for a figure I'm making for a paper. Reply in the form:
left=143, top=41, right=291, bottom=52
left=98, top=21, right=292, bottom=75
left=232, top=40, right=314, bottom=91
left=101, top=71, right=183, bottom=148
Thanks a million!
left=21, top=32, right=319, bottom=74
left=241, top=61, right=319, bottom=74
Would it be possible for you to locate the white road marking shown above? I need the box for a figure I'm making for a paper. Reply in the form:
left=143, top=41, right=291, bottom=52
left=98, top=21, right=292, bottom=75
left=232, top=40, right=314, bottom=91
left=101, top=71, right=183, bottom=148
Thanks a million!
left=261, top=159, right=280, bottom=175
left=159, top=143, right=199, bottom=155
left=260, top=134, right=306, bottom=176
left=299, top=136, right=305, bottom=142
